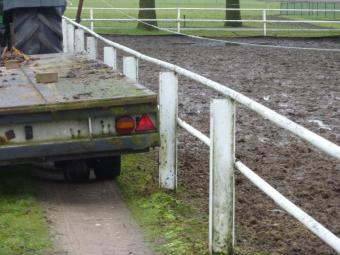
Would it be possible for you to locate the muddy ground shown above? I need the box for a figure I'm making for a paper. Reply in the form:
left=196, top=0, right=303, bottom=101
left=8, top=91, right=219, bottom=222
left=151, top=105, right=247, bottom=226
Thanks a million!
left=99, top=36, right=340, bottom=255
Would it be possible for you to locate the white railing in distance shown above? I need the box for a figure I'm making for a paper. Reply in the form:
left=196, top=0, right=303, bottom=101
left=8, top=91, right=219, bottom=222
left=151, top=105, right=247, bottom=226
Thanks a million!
left=67, top=7, right=340, bottom=36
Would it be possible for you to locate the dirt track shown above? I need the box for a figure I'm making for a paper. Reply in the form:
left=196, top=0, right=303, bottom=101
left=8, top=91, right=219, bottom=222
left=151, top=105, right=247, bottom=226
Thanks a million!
left=100, top=36, right=340, bottom=255
left=36, top=170, right=153, bottom=255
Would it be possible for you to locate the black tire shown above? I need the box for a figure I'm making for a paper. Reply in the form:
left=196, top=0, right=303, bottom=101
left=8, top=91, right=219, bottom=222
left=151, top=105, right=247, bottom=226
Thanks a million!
left=93, top=156, right=121, bottom=180
left=63, top=160, right=90, bottom=182
left=12, top=7, right=63, bottom=54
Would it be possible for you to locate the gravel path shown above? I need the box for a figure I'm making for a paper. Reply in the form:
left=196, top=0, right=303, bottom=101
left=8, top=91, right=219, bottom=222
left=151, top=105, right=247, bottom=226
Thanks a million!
left=37, top=170, right=154, bottom=255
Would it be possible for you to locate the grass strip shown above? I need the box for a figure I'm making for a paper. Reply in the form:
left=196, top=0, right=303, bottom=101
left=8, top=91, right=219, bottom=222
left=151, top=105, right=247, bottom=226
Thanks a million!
left=118, top=151, right=208, bottom=254
left=0, top=167, right=52, bottom=255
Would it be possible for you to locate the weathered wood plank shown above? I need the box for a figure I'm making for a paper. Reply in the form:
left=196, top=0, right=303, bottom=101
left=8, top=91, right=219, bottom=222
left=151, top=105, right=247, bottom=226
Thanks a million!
left=0, top=54, right=157, bottom=114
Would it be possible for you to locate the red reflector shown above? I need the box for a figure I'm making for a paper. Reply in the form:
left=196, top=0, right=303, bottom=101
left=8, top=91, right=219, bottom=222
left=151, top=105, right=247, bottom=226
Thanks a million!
left=135, top=114, right=156, bottom=132
left=115, top=116, right=135, bottom=135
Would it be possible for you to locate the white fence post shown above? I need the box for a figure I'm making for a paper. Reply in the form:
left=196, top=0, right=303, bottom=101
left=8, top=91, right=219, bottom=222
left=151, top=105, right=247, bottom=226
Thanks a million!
left=123, top=56, right=138, bottom=82
left=90, top=8, right=94, bottom=31
left=263, top=9, right=267, bottom=36
left=177, top=8, right=181, bottom=33
left=75, top=29, right=85, bottom=53
left=209, top=98, right=235, bottom=255
left=159, top=72, right=178, bottom=190
left=86, top=37, right=97, bottom=60
left=67, top=23, right=75, bottom=53
left=104, top=47, right=117, bottom=70
left=62, top=19, right=68, bottom=53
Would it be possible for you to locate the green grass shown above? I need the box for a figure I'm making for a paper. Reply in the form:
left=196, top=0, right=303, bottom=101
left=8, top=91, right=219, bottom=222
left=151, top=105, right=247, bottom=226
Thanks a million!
left=0, top=167, right=52, bottom=255
left=66, top=0, right=340, bottom=37
left=118, top=150, right=208, bottom=254
left=118, top=151, right=269, bottom=255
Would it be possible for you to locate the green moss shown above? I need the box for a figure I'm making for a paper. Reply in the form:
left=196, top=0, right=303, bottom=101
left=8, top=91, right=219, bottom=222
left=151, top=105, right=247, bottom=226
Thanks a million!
left=234, top=247, right=269, bottom=255
left=0, top=168, right=52, bottom=255
left=118, top=150, right=208, bottom=254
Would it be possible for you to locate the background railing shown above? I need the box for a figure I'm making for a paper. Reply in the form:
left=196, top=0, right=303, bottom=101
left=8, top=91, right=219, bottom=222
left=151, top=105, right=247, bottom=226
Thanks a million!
left=67, top=7, right=340, bottom=36
left=62, top=16, right=340, bottom=254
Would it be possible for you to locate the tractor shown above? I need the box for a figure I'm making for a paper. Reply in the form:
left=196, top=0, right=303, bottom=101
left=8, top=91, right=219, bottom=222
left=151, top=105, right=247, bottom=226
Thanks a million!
left=0, top=0, right=67, bottom=54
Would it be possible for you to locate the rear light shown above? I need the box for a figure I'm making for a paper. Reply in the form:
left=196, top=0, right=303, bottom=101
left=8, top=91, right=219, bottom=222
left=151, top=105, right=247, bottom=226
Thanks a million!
left=115, top=116, right=135, bottom=135
left=135, top=114, right=156, bottom=132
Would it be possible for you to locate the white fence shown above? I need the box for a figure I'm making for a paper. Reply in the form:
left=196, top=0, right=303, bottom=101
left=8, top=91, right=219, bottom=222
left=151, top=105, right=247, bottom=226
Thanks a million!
left=67, top=7, right=340, bottom=36
left=62, top=17, right=340, bottom=254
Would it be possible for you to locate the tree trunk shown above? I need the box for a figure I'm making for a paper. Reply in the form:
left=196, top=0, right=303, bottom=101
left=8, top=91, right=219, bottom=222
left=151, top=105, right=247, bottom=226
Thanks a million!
left=225, top=0, right=242, bottom=27
left=137, top=0, right=158, bottom=31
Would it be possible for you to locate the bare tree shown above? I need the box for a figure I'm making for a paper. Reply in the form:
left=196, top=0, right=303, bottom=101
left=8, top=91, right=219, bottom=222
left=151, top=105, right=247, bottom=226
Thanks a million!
left=225, top=0, right=242, bottom=27
left=138, top=0, right=158, bottom=30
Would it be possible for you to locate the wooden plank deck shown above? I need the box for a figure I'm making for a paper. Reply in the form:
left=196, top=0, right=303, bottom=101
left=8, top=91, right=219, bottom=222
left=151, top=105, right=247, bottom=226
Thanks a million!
left=0, top=54, right=156, bottom=114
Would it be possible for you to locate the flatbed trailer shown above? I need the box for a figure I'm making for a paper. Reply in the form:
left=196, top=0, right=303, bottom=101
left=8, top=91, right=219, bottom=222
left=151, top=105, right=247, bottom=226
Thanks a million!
left=0, top=53, right=159, bottom=181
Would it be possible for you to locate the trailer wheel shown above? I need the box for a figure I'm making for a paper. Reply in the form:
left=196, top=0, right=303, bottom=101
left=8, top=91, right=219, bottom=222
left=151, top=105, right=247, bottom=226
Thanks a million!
left=63, top=160, right=90, bottom=182
left=12, top=7, right=63, bottom=54
left=93, top=156, right=121, bottom=180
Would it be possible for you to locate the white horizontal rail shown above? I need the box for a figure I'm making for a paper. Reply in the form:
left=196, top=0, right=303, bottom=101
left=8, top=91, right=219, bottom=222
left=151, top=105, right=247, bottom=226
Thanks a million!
left=67, top=7, right=340, bottom=12
left=63, top=16, right=340, bottom=161
left=177, top=117, right=211, bottom=146
left=235, top=161, right=340, bottom=253
left=175, top=28, right=340, bottom=31
left=90, top=26, right=340, bottom=32
left=80, top=18, right=340, bottom=24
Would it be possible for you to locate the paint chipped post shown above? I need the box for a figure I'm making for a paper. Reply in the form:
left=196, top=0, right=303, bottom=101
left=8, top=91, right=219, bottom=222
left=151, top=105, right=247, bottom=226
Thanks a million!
left=75, top=29, right=85, bottom=53
left=123, top=56, right=138, bottom=82
left=67, top=23, right=75, bottom=53
left=209, top=98, right=235, bottom=255
left=159, top=72, right=178, bottom=190
left=263, top=9, right=267, bottom=36
left=90, top=8, right=94, bottom=31
left=104, top=47, right=117, bottom=70
left=62, top=19, right=68, bottom=53
left=86, top=37, right=97, bottom=60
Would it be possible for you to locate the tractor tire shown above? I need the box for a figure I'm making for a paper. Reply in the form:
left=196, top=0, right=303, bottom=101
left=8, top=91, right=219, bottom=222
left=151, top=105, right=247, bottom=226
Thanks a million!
left=12, top=7, right=63, bottom=54
left=93, top=156, right=121, bottom=181
left=63, top=160, right=90, bottom=182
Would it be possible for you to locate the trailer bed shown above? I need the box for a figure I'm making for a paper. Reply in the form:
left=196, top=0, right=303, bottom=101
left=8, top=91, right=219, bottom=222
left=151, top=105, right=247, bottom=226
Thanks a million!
left=0, top=53, right=159, bottom=164
left=0, top=53, right=156, bottom=114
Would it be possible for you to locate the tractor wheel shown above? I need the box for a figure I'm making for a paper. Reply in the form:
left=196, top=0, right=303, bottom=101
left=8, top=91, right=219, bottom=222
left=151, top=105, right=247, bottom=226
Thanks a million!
left=12, top=7, right=63, bottom=54
left=93, top=156, right=121, bottom=180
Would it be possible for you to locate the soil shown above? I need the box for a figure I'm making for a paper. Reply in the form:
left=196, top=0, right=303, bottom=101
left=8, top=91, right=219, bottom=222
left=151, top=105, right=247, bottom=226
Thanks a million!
left=36, top=170, right=154, bottom=255
left=99, top=35, right=340, bottom=255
